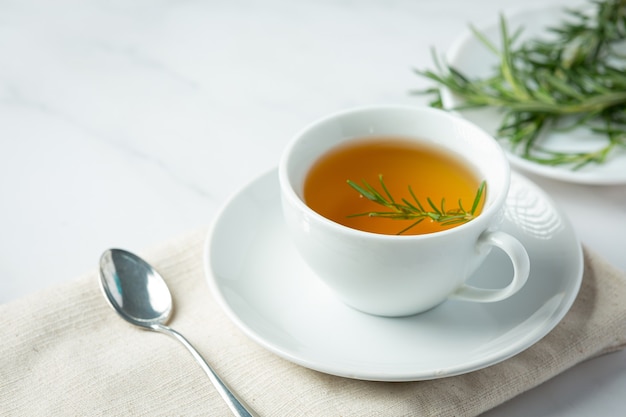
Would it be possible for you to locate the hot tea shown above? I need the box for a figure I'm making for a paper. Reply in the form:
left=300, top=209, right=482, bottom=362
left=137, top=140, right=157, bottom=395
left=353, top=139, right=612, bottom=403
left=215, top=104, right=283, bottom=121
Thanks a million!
left=303, top=136, right=485, bottom=235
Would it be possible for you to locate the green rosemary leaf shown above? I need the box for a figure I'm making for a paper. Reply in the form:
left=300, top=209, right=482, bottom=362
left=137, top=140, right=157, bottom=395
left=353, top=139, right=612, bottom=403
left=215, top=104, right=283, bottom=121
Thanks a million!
left=414, top=0, right=626, bottom=168
left=471, top=181, right=487, bottom=214
left=378, top=174, right=396, bottom=204
left=427, top=197, right=442, bottom=215
left=346, top=180, right=377, bottom=201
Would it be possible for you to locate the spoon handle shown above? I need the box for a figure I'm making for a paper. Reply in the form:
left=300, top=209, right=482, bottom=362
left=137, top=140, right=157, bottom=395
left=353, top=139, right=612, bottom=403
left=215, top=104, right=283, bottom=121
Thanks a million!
left=153, top=324, right=259, bottom=417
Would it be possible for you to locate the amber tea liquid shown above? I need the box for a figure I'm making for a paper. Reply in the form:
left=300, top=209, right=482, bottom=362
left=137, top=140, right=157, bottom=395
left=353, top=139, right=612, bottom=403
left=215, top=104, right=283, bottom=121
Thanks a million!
left=303, top=137, right=485, bottom=235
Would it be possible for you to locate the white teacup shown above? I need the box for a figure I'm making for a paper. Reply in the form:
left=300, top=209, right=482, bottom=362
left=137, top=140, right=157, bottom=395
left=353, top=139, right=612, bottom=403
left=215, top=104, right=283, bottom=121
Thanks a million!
left=279, top=105, right=530, bottom=317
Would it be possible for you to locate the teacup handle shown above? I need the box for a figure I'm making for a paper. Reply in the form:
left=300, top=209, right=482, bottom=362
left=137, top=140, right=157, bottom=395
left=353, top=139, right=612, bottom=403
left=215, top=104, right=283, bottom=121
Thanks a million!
left=450, top=231, right=530, bottom=302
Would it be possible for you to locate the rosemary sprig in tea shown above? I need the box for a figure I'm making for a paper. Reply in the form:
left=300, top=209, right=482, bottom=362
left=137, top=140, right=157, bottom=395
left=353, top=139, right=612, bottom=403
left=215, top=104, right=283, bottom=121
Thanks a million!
left=347, top=175, right=486, bottom=235
left=415, top=0, right=626, bottom=169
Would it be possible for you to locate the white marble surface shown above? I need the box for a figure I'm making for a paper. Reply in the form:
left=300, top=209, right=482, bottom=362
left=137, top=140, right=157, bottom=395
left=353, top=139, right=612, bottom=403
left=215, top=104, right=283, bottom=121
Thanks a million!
left=1, top=0, right=625, bottom=414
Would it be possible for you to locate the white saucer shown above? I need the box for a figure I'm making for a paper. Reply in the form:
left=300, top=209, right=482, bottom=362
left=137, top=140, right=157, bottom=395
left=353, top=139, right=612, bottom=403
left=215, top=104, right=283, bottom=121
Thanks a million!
left=205, top=170, right=583, bottom=381
left=441, top=6, right=626, bottom=185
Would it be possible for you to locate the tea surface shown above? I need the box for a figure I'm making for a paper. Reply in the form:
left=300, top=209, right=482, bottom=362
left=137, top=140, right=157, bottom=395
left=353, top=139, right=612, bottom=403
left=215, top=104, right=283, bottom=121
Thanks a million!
left=303, top=137, right=485, bottom=235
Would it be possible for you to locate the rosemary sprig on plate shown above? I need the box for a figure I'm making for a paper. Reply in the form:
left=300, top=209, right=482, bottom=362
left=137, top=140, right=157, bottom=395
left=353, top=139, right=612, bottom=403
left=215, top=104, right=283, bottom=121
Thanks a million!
left=346, top=175, right=486, bottom=235
left=415, top=0, right=626, bottom=169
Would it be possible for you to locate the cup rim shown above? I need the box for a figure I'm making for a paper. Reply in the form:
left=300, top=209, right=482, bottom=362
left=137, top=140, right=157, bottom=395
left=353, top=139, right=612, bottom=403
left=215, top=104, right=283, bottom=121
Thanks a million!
left=279, top=104, right=510, bottom=240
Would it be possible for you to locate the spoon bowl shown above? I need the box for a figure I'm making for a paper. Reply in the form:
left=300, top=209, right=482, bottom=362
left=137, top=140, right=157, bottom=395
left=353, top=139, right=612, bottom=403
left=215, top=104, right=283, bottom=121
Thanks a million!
left=99, top=248, right=258, bottom=417
left=100, top=249, right=172, bottom=328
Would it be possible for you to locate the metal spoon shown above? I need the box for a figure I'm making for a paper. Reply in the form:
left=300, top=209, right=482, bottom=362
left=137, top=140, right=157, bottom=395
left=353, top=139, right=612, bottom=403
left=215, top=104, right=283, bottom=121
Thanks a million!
left=99, top=248, right=258, bottom=417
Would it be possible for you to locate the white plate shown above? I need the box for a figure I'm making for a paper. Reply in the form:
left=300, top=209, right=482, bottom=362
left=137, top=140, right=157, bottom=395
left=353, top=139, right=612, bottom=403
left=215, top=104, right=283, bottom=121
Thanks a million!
left=205, top=170, right=583, bottom=381
left=441, top=6, right=626, bottom=184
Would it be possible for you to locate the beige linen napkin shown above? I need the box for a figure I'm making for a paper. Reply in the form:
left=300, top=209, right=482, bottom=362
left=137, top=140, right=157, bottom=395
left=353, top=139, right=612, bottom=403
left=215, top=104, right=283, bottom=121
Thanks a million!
left=2, top=228, right=626, bottom=417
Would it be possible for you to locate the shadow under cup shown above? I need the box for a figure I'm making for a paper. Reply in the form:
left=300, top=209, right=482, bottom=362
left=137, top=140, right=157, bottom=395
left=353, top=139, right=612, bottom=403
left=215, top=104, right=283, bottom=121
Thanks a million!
left=279, top=106, right=521, bottom=317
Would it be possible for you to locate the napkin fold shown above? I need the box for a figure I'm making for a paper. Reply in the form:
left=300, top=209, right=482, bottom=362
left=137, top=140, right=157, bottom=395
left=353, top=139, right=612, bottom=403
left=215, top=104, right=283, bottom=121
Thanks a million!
left=2, top=228, right=625, bottom=417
